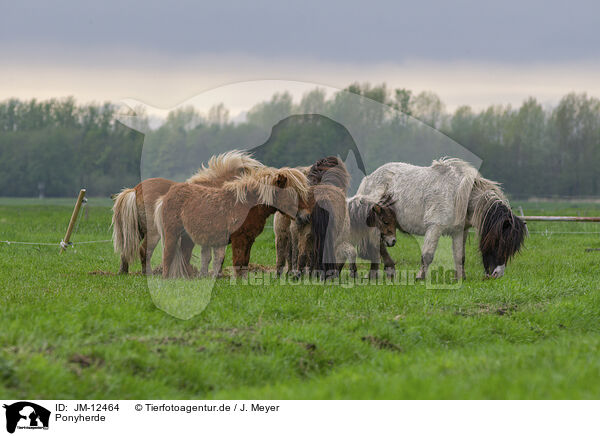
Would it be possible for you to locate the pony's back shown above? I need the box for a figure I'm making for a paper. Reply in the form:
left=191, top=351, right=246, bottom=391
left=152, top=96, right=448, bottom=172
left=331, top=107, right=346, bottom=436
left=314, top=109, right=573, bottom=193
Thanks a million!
left=186, top=150, right=264, bottom=186
left=307, top=156, right=350, bottom=192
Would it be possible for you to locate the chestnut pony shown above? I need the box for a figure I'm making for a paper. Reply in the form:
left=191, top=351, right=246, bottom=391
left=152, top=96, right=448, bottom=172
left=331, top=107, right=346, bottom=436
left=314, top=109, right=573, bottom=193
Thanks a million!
left=111, top=150, right=263, bottom=274
left=155, top=167, right=310, bottom=278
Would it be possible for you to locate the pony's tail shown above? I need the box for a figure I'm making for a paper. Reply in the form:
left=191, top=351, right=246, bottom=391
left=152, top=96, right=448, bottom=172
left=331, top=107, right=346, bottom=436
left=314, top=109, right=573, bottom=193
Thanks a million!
left=111, top=188, right=141, bottom=265
left=154, top=196, right=165, bottom=243
left=312, top=199, right=336, bottom=275
left=154, top=196, right=188, bottom=278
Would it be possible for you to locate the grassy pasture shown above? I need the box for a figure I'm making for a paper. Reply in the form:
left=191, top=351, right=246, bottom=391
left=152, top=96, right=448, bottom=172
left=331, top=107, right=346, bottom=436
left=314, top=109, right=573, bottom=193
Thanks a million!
left=0, top=197, right=599, bottom=399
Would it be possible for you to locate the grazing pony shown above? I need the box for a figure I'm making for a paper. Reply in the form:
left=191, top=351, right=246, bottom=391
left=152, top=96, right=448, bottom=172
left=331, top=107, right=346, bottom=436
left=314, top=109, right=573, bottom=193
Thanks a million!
left=274, top=156, right=352, bottom=276
left=346, top=194, right=398, bottom=278
left=295, top=184, right=356, bottom=278
left=111, top=150, right=263, bottom=274
left=357, top=158, right=526, bottom=279
left=155, top=167, right=310, bottom=278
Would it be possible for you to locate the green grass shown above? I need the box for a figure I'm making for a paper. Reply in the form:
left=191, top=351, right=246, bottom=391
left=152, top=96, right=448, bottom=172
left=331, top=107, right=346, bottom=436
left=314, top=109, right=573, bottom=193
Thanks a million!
left=0, top=197, right=599, bottom=399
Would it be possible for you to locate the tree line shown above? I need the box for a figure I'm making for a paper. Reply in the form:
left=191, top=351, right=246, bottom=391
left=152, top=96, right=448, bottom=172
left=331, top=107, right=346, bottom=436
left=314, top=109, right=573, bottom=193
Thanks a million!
left=0, top=85, right=598, bottom=198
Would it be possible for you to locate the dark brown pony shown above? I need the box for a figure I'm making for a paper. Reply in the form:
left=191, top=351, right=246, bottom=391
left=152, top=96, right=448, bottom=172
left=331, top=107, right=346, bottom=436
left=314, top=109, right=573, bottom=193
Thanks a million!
left=293, top=156, right=354, bottom=278
left=111, top=150, right=263, bottom=274
left=155, top=167, right=310, bottom=278
left=274, top=156, right=352, bottom=276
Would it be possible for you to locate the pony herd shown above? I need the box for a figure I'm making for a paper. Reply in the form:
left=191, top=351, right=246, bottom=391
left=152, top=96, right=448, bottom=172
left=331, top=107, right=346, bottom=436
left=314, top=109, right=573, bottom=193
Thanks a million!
left=112, top=151, right=526, bottom=281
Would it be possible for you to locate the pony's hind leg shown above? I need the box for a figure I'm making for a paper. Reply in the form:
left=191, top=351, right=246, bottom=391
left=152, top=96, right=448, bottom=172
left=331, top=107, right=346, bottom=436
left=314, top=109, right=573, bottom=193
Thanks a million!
left=161, top=231, right=179, bottom=278
left=417, top=226, right=442, bottom=280
left=211, top=246, right=226, bottom=278
left=138, top=237, right=146, bottom=273
left=118, top=256, right=129, bottom=274
left=452, top=230, right=466, bottom=280
left=143, top=231, right=161, bottom=275
left=180, top=234, right=197, bottom=277
left=200, top=246, right=212, bottom=277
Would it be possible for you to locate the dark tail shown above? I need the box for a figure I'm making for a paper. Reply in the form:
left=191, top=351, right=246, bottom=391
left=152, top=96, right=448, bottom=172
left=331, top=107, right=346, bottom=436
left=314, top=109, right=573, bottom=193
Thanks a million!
left=312, top=199, right=336, bottom=277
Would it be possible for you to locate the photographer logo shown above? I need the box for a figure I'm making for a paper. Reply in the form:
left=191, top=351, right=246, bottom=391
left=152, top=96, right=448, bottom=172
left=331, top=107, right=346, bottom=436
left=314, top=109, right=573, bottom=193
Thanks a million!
left=3, top=402, right=50, bottom=434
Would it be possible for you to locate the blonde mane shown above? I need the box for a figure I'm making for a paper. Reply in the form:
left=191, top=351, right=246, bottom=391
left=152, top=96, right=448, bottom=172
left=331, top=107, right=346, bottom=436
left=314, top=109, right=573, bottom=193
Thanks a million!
left=186, top=150, right=264, bottom=184
left=223, top=167, right=309, bottom=205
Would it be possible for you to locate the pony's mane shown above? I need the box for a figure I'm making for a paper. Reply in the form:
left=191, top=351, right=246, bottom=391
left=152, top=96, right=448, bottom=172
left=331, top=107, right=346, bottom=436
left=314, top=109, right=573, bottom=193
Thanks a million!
left=223, top=167, right=309, bottom=205
left=186, top=150, right=264, bottom=184
left=470, top=177, right=509, bottom=231
left=307, top=156, right=351, bottom=192
left=347, top=194, right=394, bottom=228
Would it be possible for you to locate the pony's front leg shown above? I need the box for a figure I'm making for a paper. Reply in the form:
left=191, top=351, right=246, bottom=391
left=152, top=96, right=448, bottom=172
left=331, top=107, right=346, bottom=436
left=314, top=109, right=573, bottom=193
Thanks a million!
left=338, top=242, right=356, bottom=277
left=231, top=237, right=249, bottom=278
left=290, top=224, right=299, bottom=272
left=363, top=240, right=380, bottom=280
left=349, top=253, right=358, bottom=278
left=200, top=246, right=212, bottom=277
left=417, top=226, right=442, bottom=280
left=379, top=241, right=396, bottom=278
left=211, top=246, right=226, bottom=278
left=275, top=231, right=289, bottom=277
left=452, top=231, right=466, bottom=280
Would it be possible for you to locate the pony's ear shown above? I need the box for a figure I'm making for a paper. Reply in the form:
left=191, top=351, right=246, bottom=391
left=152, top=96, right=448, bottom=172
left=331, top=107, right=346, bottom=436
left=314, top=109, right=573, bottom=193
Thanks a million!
left=275, top=173, right=287, bottom=188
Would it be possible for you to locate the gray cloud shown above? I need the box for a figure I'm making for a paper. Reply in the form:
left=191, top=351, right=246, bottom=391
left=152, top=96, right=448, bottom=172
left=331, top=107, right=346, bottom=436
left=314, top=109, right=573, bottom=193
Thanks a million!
left=2, top=0, right=599, bottom=63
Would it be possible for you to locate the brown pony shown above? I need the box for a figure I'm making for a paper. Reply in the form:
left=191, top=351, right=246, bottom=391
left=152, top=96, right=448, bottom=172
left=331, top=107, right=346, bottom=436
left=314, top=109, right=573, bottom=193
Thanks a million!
left=346, top=194, right=398, bottom=278
left=111, top=150, right=263, bottom=274
left=155, top=167, right=310, bottom=278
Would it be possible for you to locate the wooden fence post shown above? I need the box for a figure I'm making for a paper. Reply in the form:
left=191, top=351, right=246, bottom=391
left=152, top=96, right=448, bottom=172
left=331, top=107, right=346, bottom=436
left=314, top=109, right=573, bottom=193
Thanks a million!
left=60, top=189, right=87, bottom=253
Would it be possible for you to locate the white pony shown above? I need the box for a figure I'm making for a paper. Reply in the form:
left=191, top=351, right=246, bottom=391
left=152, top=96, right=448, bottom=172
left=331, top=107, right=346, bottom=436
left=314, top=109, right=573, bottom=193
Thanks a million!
left=357, top=158, right=526, bottom=279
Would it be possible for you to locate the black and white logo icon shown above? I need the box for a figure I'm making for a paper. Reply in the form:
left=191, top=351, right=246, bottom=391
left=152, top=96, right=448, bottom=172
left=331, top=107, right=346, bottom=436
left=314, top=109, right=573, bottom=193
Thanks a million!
left=3, top=402, right=50, bottom=434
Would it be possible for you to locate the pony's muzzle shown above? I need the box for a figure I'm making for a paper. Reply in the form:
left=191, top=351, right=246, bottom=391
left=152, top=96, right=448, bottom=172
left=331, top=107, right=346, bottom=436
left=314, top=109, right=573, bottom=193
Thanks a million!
left=384, top=236, right=396, bottom=247
left=491, top=264, right=505, bottom=278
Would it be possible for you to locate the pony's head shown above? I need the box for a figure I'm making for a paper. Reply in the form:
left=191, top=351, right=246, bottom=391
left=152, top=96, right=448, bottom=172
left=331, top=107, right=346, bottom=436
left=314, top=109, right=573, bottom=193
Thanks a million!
left=478, top=201, right=527, bottom=278
left=226, top=166, right=309, bottom=218
left=366, top=194, right=397, bottom=247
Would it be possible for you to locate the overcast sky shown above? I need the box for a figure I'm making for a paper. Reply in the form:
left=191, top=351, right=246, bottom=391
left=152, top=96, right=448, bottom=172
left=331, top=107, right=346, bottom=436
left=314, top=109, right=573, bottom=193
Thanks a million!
left=2, top=0, right=599, bottom=112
